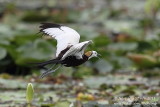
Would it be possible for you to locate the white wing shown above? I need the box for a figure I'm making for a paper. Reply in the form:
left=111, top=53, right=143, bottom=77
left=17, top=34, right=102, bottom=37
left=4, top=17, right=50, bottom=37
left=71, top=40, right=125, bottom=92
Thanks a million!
left=61, top=40, right=93, bottom=60
left=40, top=23, right=80, bottom=57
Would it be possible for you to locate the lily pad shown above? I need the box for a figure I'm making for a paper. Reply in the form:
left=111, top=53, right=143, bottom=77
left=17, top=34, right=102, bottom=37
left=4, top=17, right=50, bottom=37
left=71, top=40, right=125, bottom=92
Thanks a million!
left=15, top=39, right=56, bottom=65
left=0, top=47, right=7, bottom=60
left=108, top=42, right=138, bottom=51
left=83, top=101, right=107, bottom=107
left=127, top=53, right=157, bottom=68
left=94, top=59, right=113, bottom=73
left=54, top=100, right=71, bottom=107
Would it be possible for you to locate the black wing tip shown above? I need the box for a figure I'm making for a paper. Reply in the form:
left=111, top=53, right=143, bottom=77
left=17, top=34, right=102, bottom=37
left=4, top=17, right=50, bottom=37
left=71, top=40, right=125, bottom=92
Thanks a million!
left=39, top=22, right=63, bottom=34
left=39, top=22, right=62, bottom=29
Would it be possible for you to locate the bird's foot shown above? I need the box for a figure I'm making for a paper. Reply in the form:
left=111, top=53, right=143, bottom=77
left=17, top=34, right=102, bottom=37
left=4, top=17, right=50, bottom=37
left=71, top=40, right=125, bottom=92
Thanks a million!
left=39, top=65, right=62, bottom=78
left=40, top=69, right=56, bottom=78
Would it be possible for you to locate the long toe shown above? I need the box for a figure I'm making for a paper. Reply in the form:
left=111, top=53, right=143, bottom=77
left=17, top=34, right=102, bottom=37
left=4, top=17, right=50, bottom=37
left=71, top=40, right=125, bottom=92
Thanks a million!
left=40, top=71, right=53, bottom=78
left=39, top=65, right=62, bottom=78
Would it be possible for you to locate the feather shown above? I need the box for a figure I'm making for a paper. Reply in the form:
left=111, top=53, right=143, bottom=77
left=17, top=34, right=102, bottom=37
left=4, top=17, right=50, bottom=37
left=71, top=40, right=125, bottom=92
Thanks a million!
left=32, top=59, right=61, bottom=68
left=39, top=23, right=80, bottom=57
left=61, top=40, right=93, bottom=60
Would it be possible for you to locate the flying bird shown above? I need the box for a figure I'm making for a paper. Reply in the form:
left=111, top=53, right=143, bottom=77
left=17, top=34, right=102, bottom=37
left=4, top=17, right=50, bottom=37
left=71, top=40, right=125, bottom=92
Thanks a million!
left=36, top=23, right=99, bottom=78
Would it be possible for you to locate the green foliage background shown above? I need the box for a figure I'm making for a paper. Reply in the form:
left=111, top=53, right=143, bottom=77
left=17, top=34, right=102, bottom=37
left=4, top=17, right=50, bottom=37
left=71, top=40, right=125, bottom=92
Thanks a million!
left=0, top=1, right=160, bottom=76
left=0, top=0, right=160, bottom=106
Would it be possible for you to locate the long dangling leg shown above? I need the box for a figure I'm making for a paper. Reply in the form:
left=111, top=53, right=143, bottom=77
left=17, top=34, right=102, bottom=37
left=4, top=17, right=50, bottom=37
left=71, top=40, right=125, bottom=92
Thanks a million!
left=39, top=64, right=55, bottom=78
left=46, top=64, right=56, bottom=72
left=40, top=65, right=62, bottom=78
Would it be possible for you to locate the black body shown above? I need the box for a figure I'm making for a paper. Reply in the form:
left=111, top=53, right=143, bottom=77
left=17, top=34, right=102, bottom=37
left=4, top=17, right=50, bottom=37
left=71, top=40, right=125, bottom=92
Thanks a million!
left=61, top=55, right=88, bottom=67
left=35, top=55, right=89, bottom=68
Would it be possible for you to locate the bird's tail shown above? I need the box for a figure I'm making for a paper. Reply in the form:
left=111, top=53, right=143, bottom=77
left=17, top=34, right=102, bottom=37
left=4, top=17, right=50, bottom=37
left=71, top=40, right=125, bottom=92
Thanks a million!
left=31, top=59, right=61, bottom=69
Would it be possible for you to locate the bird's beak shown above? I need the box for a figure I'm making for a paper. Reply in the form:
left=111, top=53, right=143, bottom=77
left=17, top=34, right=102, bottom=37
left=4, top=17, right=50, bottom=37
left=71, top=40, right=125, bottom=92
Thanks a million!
left=89, top=40, right=94, bottom=44
left=97, top=54, right=101, bottom=59
left=98, top=54, right=101, bottom=57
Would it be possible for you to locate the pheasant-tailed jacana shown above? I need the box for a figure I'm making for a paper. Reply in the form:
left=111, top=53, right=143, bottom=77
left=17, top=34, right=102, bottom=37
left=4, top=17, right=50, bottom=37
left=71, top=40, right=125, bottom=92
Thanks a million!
left=36, top=23, right=100, bottom=78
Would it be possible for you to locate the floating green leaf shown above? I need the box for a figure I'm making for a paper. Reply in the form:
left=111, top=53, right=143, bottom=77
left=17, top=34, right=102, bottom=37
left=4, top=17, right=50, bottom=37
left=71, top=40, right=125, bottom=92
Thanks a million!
left=108, top=42, right=138, bottom=51
left=0, top=47, right=7, bottom=60
left=94, top=59, right=113, bottom=73
left=54, top=100, right=70, bottom=107
left=127, top=53, right=157, bottom=68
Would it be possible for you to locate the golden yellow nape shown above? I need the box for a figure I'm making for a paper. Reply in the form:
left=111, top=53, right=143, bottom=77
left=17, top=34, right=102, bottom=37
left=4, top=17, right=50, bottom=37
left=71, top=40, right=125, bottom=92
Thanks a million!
left=85, top=51, right=92, bottom=57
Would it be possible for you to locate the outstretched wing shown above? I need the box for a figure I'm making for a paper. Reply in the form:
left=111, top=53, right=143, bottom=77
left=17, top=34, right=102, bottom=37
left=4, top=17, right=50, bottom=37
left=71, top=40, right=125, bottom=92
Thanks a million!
left=61, top=40, right=93, bottom=60
left=39, top=23, right=80, bottom=57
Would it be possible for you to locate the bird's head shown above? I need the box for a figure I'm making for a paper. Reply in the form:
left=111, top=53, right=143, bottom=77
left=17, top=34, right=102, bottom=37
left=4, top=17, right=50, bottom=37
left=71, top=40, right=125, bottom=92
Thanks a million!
left=85, top=51, right=100, bottom=59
